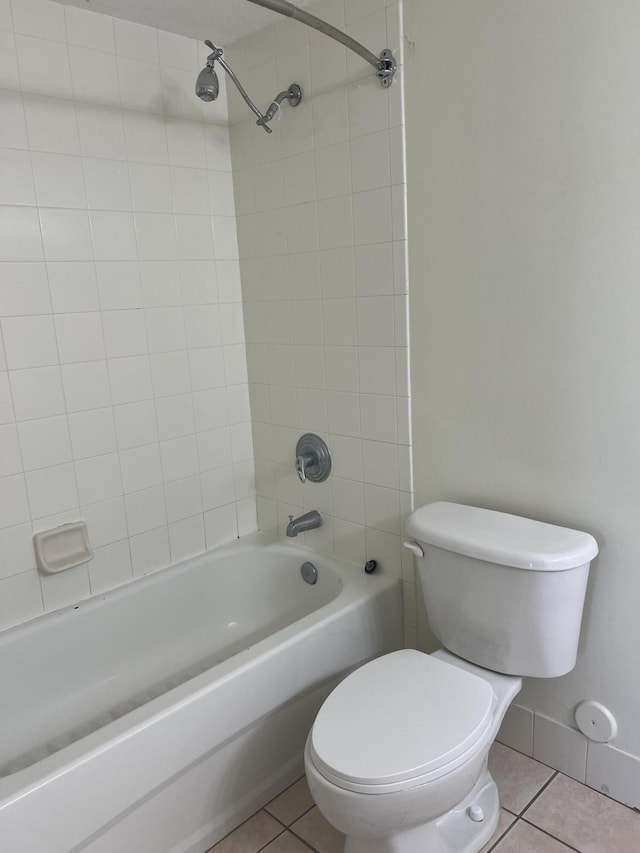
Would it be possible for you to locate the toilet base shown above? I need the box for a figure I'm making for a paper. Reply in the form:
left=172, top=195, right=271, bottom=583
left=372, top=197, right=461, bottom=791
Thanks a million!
left=343, top=769, right=500, bottom=853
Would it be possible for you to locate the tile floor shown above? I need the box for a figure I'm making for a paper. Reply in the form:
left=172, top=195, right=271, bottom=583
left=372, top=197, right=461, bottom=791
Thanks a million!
left=209, top=742, right=640, bottom=853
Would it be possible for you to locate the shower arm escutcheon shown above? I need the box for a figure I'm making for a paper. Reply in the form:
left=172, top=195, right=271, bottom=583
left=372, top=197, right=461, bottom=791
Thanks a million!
left=246, top=0, right=397, bottom=88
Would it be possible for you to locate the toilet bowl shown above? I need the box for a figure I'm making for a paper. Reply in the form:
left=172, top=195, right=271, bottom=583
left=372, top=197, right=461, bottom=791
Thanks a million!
left=304, top=502, right=598, bottom=853
left=304, top=648, right=520, bottom=853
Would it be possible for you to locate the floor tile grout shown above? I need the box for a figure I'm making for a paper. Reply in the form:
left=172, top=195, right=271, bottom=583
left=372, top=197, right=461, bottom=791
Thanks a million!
left=287, top=826, right=319, bottom=851
left=520, top=817, right=582, bottom=852
left=518, top=768, right=558, bottom=816
left=255, top=824, right=286, bottom=853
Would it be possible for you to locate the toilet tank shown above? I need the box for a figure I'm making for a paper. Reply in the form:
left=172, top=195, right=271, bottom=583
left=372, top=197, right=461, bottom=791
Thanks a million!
left=405, top=502, right=599, bottom=678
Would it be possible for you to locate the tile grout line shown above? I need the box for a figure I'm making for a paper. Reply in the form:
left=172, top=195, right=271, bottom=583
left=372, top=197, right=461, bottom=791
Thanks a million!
left=254, top=820, right=287, bottom=853
left=485, top=769, right=561, bottom=852
left=485, top=817, right=518, bottom=853
left=518, top=769, right=558, bottom=816
left=263, top=801, right=316, bottom=828
left=287, top=824, right=321, bottom=852
left=520, top=817, right=582, bottom=853
left=515, top=770, right=582, bottom=853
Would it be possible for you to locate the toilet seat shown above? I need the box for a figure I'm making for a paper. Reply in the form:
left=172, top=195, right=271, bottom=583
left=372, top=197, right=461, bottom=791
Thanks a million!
left=309, top=650, right=496, bottom=795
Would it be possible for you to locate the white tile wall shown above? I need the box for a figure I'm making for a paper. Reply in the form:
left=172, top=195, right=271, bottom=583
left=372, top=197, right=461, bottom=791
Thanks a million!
left=0, top=0, right=254, bottom=629
left=229, top=0, right=413, bottom=634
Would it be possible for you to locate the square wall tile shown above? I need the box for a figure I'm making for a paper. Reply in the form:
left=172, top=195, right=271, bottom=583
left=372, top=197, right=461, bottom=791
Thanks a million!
left=40, top=208, right=93, bottom=261
left=61, top=361, right=111, bottom=413
left=0, top=147, right=36, bottom=205
left=81, top=497, right=127, bottom=549
left=0, top=90, right=29, bottom=150
left=0, top=523, right=36, bottom=580
left=65, top=6, right=115, bottom=53
left=114, top=19, right=158, bottom=64
left=124, top=485, right=167, bottom=536
left=0, top=262, right=50, bottom=316
left=169, top=514, right=205, bottom=562
left=48, top=262, right=100, bottom=314
left=75, top=452, right=122, bottom=505
left=0, top=424, right=22, bottom=477
left=54, top=313, right=105, bottom=363
left=0, top=570, right=43, bottom=629
left=16, top=34, right=73, bottom=100
left=89, top=539, right=133, bottom=594
left=130, top=525, right=170, bottom=576
left=68, top=408, right=117, bottom=460
left=26, top=462, right=78, bottom=519
left=2, top=315, right=57, bottom=369
left=41, top=563, right=90, bottom=611
left=0, top=206, right=44, bottom=261
left=17, top=415, right=72, bottom=471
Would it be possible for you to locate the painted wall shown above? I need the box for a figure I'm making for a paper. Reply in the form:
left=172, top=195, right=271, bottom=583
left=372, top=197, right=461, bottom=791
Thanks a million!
left=227, top=0, right=415, bottom=640
left=405, top=0, right=640, bottom=802
left=0, top=0, right=254, bottom=629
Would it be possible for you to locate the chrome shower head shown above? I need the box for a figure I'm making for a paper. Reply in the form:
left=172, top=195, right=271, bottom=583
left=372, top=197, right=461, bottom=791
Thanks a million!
left=195, top=64, right=219, bottom=102
left=196, top=39, right=222, bottom=102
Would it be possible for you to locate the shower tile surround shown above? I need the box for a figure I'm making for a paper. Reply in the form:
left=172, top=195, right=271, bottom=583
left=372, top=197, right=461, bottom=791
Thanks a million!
left=227, top=0, right=414, bottom=637
left=0, top=0, right=255, bottom=627
left=0, top=0, right=413, bottom=637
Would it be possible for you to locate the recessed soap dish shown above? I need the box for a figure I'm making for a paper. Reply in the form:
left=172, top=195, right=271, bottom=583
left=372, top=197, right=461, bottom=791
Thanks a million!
left=33, top=521, right=93, bottom=575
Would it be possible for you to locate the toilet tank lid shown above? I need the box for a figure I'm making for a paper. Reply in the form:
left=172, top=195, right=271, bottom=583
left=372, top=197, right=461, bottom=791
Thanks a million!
left=406, top=502, right=599, bottom=571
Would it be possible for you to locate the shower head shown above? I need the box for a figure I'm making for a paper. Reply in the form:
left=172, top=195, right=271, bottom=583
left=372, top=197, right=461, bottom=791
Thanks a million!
left=195, top=64, right=219, bottom=102
left=196, top=40, right=221, bottom=102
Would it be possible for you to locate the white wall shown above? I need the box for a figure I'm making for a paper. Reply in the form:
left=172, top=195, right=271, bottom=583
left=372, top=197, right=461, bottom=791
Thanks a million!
left=227, top=0, right=415, bottom=639
left=405, top=0, right=640, bottom=801
left=0, top=0, right=254, bottom=629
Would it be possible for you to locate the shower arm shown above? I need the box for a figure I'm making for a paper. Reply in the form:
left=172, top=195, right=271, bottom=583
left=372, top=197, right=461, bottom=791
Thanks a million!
left=205, top=40, right=294, bottom=133
left=246, top=0, right=396, bottom=87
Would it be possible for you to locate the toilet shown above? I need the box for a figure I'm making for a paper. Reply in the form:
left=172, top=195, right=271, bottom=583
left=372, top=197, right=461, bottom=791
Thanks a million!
left=304, top=502, right=598, bottom=853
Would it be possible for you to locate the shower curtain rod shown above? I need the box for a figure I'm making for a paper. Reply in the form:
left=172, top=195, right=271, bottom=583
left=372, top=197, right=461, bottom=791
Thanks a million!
left=245, top=0, right=396, bottom=87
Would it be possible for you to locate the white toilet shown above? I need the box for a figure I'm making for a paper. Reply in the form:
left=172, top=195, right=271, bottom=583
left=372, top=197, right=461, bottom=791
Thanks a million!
left=304, top=502, right=598, bottom=853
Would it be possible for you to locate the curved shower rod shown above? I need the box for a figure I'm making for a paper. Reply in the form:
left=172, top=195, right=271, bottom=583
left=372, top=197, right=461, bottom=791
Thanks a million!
left=246, top=0, right=397, bottom=88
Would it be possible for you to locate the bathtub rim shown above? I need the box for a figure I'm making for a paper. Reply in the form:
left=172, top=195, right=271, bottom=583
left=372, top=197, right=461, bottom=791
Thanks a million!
left=0, top=531, right=347, bottom=646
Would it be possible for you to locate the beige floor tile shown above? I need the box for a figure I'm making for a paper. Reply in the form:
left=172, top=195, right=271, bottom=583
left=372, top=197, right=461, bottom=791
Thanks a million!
left=479, top=808, right=517, bottom=852
left=291, top=805, right=345, bottom=853
left=210, top=810, right=284, bottom=852
left=265, top=777, right=315, bottom=826
left=489, top=742, right=555, bottom=814
left=492, top=821, right=575, bottom=852
left=262, top=830, right=314, bottom=852
left=523, top=773, right=640, bottom=853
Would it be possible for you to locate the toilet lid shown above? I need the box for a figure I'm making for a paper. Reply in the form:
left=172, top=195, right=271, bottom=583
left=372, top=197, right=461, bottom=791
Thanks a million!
left=310, top=650, right=495, bottom=793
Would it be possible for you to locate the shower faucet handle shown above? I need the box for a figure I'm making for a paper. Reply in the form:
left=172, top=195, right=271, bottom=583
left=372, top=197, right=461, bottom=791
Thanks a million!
left=294, top=433, right=331, bottom=484
left=296, top=452, right=315, bottom=483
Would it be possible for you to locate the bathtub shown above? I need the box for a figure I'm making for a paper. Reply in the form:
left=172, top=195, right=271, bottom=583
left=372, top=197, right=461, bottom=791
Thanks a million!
left=0, top=532, right=402, bottom=853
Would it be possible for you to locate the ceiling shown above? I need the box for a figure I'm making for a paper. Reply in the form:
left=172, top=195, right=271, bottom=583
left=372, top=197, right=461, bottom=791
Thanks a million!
left=54, top=0, right=317, bottom=45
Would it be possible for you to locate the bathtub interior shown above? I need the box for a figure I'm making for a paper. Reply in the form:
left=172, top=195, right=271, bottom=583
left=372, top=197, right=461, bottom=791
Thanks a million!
left=0, top=537, right=342, bottom=778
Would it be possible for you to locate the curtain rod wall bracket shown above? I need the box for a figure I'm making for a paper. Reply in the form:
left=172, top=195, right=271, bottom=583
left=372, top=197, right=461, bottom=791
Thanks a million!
left=376, top=49, right=397, bottom=89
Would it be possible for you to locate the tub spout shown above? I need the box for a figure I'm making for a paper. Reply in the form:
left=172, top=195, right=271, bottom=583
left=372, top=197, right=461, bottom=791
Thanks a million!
left=286, top=510, right=322, bottom=537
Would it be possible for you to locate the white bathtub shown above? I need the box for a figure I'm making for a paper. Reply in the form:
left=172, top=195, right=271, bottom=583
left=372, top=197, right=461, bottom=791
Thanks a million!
left=0, top=532, right=402, bottom=853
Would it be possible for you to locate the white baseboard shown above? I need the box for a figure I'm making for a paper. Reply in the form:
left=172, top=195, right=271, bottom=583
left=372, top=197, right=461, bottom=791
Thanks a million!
left=587, top=742, right=640, bottom=809
left=533, top=712, right=587, bottom=783
left=497, top=704, right=640, bottom=809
